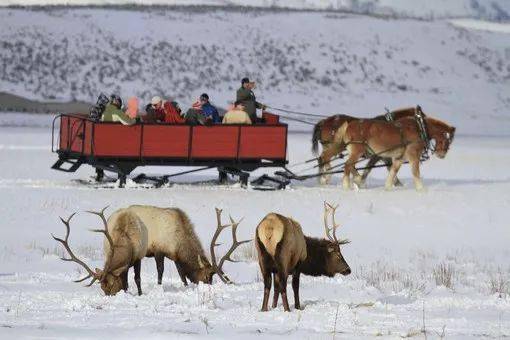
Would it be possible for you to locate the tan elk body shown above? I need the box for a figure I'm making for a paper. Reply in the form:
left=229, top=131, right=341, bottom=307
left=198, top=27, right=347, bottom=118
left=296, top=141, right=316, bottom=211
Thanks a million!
left=126, top=205, right=216, bottom=285
left=256, top=203, right=351, bottom=312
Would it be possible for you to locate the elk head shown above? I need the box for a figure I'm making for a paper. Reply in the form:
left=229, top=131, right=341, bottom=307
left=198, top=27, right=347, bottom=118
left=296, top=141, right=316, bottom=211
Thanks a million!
left=52, top=207, right=125, bottom=296
left=323, top=202, right=351, bottom=276
left=209, top=208, right=251, bottom=284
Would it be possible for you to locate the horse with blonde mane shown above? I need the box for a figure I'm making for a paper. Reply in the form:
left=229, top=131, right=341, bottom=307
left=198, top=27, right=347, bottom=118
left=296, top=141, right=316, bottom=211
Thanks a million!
left=333, top=116, right=455, bottom=190
left=312, top=107, right=425, bottom=185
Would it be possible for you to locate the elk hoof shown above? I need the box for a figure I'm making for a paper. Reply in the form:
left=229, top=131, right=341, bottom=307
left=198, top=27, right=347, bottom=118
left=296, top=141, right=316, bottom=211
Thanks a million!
left=260, top=307, right=269, bottom=312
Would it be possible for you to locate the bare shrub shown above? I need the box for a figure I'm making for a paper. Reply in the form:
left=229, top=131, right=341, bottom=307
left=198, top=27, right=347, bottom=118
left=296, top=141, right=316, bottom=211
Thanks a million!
left=433, top=262, right=455, bottom=289
left=489, top=269, right=509, bottom=298
left=354, top=262, right=425, bottom=296
left=231, top=242, right=257, bottom=262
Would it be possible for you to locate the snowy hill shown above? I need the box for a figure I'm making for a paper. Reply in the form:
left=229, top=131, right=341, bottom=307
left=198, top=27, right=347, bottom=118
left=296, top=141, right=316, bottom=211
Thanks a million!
left=1, top=7, right=509, bottom=134
left=1, top=0, right=510, bottom=21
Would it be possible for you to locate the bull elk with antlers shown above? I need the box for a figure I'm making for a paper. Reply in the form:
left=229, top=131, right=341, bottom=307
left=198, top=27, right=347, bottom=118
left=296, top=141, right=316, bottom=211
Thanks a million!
left=52, top=207, right=148, bottom=296
left=256, top=202, right=351, bottom=312
left=127, top=205, right=249, bottom=285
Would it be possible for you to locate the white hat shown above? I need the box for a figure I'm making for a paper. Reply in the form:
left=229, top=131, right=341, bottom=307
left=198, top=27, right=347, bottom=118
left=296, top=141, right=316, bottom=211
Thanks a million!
left=151, top=96, right=162, bottom=105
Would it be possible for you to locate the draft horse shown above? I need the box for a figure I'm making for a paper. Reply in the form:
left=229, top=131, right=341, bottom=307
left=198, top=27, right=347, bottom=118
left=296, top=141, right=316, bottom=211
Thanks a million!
left=312, top=107, right=425, bottom=185
left=335, top=116, right=455, bottom=190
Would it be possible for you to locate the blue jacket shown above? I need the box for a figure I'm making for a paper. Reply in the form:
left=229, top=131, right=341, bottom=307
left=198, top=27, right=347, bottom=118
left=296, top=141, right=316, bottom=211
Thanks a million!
left=202, top=102, right=220, bottom=123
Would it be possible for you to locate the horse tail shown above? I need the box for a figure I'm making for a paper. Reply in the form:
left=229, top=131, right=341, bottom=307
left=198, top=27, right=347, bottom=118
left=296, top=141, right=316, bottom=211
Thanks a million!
left=311, top=120, right=323, bottom=155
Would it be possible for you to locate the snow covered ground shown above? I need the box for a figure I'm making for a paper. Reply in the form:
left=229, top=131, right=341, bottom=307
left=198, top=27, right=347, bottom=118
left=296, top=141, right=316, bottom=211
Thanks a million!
left=0, top=114, right=509, bottom=338
left=1, top=5, right=509, bottom=339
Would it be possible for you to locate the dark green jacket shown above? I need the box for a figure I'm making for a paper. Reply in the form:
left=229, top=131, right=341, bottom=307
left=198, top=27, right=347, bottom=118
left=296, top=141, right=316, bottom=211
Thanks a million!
left=236, top=87, right=263, bottom=121
left=101, top=104, right=136, bottom=125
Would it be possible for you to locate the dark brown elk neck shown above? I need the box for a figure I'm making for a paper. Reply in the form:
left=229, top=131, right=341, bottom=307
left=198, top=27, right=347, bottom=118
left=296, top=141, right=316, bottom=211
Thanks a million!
left=299, top=237, right=334, bottom=277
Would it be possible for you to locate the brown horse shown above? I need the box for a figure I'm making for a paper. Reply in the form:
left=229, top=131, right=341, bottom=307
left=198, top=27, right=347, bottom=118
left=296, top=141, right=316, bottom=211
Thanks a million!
left=334, top=116, right=455, bottom=190
left=312, top=107, right=423, bottom=185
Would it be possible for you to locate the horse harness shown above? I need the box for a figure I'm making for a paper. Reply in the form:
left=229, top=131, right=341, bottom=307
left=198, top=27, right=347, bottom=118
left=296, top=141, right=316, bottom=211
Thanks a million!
left=414, top=106, right=432, bottom=160
left=347, top=119, right=408, bottom=160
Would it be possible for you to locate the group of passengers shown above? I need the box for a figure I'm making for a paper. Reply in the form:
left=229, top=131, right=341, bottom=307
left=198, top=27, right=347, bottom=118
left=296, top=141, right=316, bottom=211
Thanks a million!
left=96, top=77, right=266, bottom=126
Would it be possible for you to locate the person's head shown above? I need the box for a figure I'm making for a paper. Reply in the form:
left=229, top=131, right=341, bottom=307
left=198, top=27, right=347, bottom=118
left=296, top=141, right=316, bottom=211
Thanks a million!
left=151, top=96, right=162, bottom=109
left=234, top=100, right=245, bottom=111
left=110, top=94, right=122, bottom=109
left=199, top=93, right=209, bottom=104
left=241, top=77, right=250, bottom=89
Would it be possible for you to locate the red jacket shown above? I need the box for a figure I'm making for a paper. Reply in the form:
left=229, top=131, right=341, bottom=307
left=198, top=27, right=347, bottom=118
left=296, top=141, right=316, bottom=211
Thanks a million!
left=163, top=102, right=185, bottom=124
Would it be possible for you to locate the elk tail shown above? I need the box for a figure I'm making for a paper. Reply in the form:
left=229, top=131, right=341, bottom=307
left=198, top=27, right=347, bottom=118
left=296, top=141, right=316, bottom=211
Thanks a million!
left=256, top=216, right=284, bottom=258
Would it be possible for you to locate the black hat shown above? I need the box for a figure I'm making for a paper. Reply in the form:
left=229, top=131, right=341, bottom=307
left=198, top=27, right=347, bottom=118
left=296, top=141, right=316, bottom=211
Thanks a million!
left=200, top=93, right=209, bottom=101
left=241, top=77, right=250, bottom=85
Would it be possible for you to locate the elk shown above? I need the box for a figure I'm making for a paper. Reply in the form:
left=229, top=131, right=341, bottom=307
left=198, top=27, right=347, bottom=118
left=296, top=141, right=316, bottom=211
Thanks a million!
left=126, top=205, right=249, bottom=285
left=256, top=202, right=351, bottom=312
left=52, top=207, right=148, bottom=296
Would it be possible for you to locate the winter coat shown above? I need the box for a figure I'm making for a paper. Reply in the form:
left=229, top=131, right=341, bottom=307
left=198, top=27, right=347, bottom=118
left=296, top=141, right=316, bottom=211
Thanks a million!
left=236, top=87, right=263, bottom=121
left=101, top=103, right=136, bottom=125
left=126, top=97, right=139, bottom=118
left=222, top=108, right=252, bottom=125
left=163, top=101, right=185, bottom=124
left=185, top=108, right=207, bottom=125
left=143, top=104, right=165, bottom=123
left=201, top=102, right=220, bottom=123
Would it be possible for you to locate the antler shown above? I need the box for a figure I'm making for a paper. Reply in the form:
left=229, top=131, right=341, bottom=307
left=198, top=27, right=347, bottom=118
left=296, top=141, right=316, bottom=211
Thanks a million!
left=86, top=206, right=115, bottom=276
left=51, top=213, right=99, bottom=286
left=210, top=208, right=251, bottom=284
left=323, top=202, right=350, bottom=245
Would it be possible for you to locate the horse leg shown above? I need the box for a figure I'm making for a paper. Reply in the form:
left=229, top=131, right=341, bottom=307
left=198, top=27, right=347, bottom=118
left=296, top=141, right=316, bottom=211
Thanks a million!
left=360, top=156, right=379, bottom=185
left=385, top=159, right=403, bottom=190
left=406, top=150, right=424, bottom=191
left=383, top=158, right=403, bottom=186
left=319, top=144, right=340, bottom=185
left=343, top=145, right=363, bottom=190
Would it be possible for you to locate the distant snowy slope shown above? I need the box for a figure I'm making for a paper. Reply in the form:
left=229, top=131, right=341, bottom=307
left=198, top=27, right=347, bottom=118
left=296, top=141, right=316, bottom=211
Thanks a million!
left=1, top=0, right=510, bottom=21
left=1, top=8, right=509, bottom=134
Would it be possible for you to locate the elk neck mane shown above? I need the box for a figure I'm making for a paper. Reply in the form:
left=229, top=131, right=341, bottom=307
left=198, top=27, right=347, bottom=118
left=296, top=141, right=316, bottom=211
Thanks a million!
left=299, top=237, right=335, bottom=277
left=171, top=208, right=208, bottom=265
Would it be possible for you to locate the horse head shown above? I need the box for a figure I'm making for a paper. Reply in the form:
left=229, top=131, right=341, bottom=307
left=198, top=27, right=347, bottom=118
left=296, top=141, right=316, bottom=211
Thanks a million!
left=427, top=118, right=456, bottom=158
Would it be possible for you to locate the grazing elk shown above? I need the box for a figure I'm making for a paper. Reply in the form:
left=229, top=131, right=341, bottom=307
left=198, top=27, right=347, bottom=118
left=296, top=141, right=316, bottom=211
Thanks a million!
left=52, top=207, right=148, bottom=296
left=256, top=203, right=351, bottom=312
left=127, top=205, right=249, bottom=286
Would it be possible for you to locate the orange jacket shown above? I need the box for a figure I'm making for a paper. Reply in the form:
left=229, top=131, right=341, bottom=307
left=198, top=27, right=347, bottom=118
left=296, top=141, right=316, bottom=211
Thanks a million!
left=163, top=102, right=185, bottom=124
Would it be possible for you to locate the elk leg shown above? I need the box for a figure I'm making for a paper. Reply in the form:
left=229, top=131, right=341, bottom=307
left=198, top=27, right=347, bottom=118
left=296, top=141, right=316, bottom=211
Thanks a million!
left=121, top=269, right=129, bottom=291
left=385, top=159, right=403, bottom=190
left=155, top=253, right=164, bottom=285
left=134, top=259, right=142, bottom=296
left=292, top=270, right=302, bottom=310
left=261, top=269, right=272, bottom=312
left=175, top=261, right=188, bottom=286
left=272, top=273, right=280, bottom=308
left=276, top=266, right=290, bottom=312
